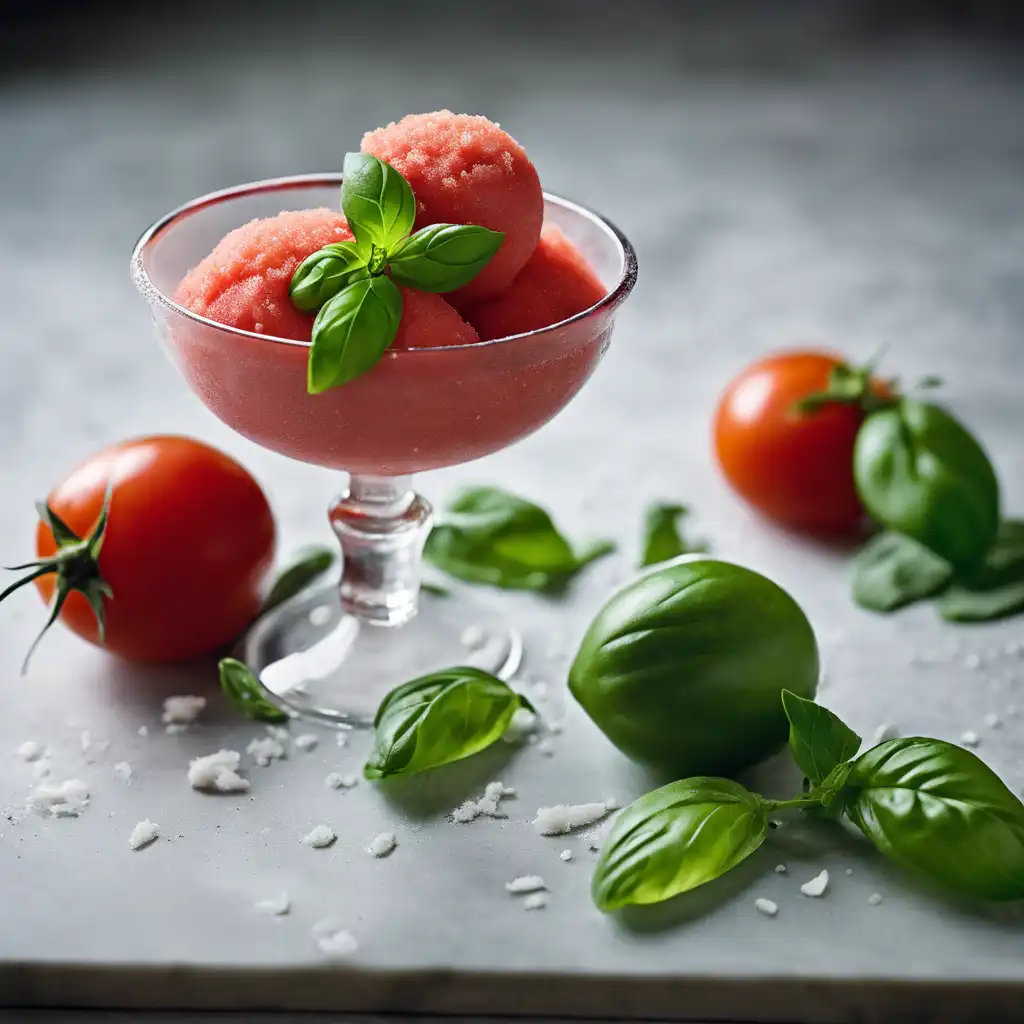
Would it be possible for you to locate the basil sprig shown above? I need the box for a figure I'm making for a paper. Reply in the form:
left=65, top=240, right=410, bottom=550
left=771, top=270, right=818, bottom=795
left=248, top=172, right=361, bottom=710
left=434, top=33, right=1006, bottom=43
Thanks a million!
left=424, top=486, right=615, bottom=592
left=364, top=667, right=534, bottom=779
left=291, top=152, right=504, bottom=393
left=639, top=502, right=705, bottom=567
left=218, top=658, right=288, bottom=723
left=592, top=691, right=1024, bottom=911
left=854, top=398, right=1000, bottom=573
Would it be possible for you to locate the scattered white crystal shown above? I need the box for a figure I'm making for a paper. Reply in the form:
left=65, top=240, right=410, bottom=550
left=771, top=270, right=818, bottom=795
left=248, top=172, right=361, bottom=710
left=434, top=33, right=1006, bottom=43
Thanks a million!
left=325, top=772, right=358, bottom=789
left=537, top=738, right=556, bottom=757
left=873, top=723, right=899, bottom=744
left=265, top=724, right=291, bottom=743
left=308, top=605, right=332, bottom=627
left=452, top=781, right=515, bottom=822
left=800, top=870, right=829, bottom=898
left=560, top=849, right=573, bottom=862
left=188, top=750, right=250, bottom=793
left=755, top=898, right=778, bottom=918
left=548, top=721, right=564, bottom=735
left=460, top=624, right=487, bottom=650
left=963, top=653, right=982, bottom=670
left=302, top=825, right=336, bottom=848
left=254, top=892, right=290, bottom=916
left=534, top=802, right=611, bottom=836
left=984, top=712, right=1002, bottom=729
left=16, top=741, right=45, bottom=762
left=27, top=779, right=90, bottom=817
left=774, top=864, right=787, bottom=875
left=162, top=695, right=207, bottom=725
left=960, top=730, right=981, bottom=748
left=501, top=707, right=538, bottom=744
left=523, top=893, right=548, bottom=911
left=367, top=831, right=397, bottom=858
left=247, top=736, right=286, bottom=767
left=113, top=761, right=133, bottom=784
left=129, top=819, right=159, bottom=850
left=137, top=725, right=149, bottom=737
left=294, top=734, right=318, bottom=752
left=32, top=761, right=51, bottom=779
left=845, top=868, right=854, bottom=876
left=313, top=919, right=358, bottom=957
left=868, top=892, right=884, bottom=906
left=506, top=875, right=546, bottom=894
left=335, top=733, right=348, bottom=748
left=604, top=797, right=620, bottom=812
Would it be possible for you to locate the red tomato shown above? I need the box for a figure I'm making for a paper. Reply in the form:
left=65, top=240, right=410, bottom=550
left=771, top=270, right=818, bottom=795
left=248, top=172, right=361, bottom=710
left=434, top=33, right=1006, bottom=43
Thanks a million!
left=32, top=436, right=276, bottom=662
left=713, top=350, right=887, bottom=535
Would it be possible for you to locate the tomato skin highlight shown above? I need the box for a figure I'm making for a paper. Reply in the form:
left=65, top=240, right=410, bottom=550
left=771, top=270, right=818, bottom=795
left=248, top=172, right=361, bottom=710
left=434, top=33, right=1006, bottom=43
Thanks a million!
left=34, top=436, right=276, bottom=662
left=713, top=350, right=879, bottom=536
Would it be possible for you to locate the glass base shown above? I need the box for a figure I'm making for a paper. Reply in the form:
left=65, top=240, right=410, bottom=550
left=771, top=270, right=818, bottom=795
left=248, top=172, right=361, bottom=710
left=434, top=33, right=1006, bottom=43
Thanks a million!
left=243, top=583, right=523, bottom=726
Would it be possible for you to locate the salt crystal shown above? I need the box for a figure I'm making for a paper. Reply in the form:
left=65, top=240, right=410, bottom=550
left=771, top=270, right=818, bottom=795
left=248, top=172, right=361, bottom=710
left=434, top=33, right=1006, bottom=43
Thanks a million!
left=335, top=733, right=348, bottom=748
left=963, top=653, right=982, bottom=670
left=302, top=824, right=336, bottom=848
left=16, top=741, right=45, bottom=762
left=506, top=875, right=546, bottom=894
left=452, top=781, right=514, bottom=822
left=845, top=868, right=854, bottom=876
left=294, top=734, right=318, bottom=752
left=265, top=725, right=291, bottom=743
left=247, top=736, right=286, bottom=767
left=502, top=707, right=538, bottom=744
left=755, top=898, right=778, bottom=917
left=32, top=762, right=51, bottom=779
left=868, top=892, right=884, bottom=906
left=774, top=864, right=787, bottom=874
left=309, top=605, right=332, bottom=627
left=129, top=819, right=159, bottom=850
left=325, top=772, right=358, bottom=789
left=523, top=893, right=548, bottom=911
left=367, top=831, right=397, bottom=858
left=873, top=723, right=899, bottom=743
left=800, top=870, right=829, bottom=898
left=548, top=722, right=564, bottom=735
left=984, top=712, right=1002, bottom=729
left=960, top=730, right=981, bottom=748
left=188, top=750, right=250, bottom=793
left=113, top=761, right=133, bottom=784
left=537, top=738, right=556, bottom=757
left=162, top=695, right=207, bottom=725
left=137, top=726, right=149, bottom=737
left=165, top=723, right=188, bottom=736
left=313, top=919, right=358, bottom=957
left=255, top=892, right=290, bottom=916
left=460, top=625, right=487, bottom=650
left=604, top=797, right=620, bottom=812
left=533, top=802, right=611, bottom=836
left=27, top=779, right=90, bottom=817
left=560, top=850, right=573, bottom=862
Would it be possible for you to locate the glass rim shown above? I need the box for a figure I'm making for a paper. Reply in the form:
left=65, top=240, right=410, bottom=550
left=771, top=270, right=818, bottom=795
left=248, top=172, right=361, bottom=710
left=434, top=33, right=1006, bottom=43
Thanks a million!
left=129, top=172, right=639, bottom=353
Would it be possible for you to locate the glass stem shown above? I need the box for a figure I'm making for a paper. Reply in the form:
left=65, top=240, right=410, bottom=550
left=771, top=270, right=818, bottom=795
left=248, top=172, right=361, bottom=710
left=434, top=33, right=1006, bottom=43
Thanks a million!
left=329, top=475, right=433, bottom=627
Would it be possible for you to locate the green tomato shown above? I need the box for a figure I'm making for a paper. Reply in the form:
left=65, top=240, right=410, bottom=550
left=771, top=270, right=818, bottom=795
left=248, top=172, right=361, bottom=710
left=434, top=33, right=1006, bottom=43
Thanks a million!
left=568, top=559, right=819, bottom=779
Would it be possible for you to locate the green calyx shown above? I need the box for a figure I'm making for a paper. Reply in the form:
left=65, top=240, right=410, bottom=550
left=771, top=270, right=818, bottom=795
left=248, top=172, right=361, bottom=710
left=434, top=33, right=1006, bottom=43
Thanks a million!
left=291, top=151, right=505, bottom=394
left=0, top=491, right=113, bottom=672
left=794, top=354, right=893, bottom=417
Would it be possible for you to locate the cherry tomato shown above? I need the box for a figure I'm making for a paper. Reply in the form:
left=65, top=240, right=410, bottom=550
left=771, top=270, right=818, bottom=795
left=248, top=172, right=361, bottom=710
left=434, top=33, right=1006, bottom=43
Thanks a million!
left=32, top=436, right=276, bottom=662
left=713, top=350, right=887, bottom=535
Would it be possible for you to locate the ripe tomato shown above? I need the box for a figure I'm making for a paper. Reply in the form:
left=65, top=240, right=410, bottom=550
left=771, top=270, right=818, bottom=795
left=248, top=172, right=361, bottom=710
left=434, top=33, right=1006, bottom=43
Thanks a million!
left=713, top=350, right=887, bottom=535
left=31, top=436, right=276, bottom=662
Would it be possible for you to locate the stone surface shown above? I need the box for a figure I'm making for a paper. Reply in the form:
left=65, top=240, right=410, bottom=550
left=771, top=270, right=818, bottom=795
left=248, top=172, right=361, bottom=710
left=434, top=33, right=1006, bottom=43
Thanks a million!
left=2, top=3, right=1024, bottom=1022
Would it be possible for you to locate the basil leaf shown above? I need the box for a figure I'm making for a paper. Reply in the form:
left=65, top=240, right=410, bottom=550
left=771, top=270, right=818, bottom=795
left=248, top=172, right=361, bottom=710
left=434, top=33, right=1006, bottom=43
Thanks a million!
left=853, top=399, right=1000, bottom=573
left=364, top=667, right=534, bottom=780
left=307, top=276, right=402, bottom=393
left=851, top=530, right=953, bottom=613
left=388, top=223, right=505, bottom=293
left=263, top=545, right=335, bottom=613
left=781, top=690, right=861, bottom=785
left=844, top=738, right=1024, bottom=901
left=424, top=486, right=615, bottom=592
left=937, top=520, right=1024, bottom=622
left=592, top=777, right=768, bottom=911
left=289, top=243, right=368, bottom=313
left=341, top=152, right=416, bottom=254
left=639, top=502, right=705, bottom=567
left=219, top=658, right=289, bottom=723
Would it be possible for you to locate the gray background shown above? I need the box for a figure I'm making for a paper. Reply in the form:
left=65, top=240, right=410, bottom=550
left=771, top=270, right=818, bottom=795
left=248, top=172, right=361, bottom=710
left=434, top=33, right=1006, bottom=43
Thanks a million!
left=2, top=2, right=1024, bottom=1021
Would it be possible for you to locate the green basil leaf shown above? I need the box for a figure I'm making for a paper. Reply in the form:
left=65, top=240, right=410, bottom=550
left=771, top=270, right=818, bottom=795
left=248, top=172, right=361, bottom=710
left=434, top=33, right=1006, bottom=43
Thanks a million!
left=639, top=502, right=705, bottom=567
left=853, top=399, right=1000, bottom=572
left=592, top=777, right=768, bottom=911
left=781, top=690, right=861, bottom=785
left=424, top=486, right=615, bottom=592
left=817, top=760, right=854, bottom=807
left=341, top=152, right=416, bottom=253
left=263, top=545, right=335, bottom=613
left=937, top=520, right=1024, bottom=622
left=844, top=737, right=1024, bottom=901
left=307, top=276, right=402, bottom=393
left=218, top=657, right=289, bottom=723
left=388, top=223, right=505, bottom=293
left=851, top=530, right=953, bottom=613
left=289, top=243, right=368, bottom=313
left=364, top=667, right=534, bottom=780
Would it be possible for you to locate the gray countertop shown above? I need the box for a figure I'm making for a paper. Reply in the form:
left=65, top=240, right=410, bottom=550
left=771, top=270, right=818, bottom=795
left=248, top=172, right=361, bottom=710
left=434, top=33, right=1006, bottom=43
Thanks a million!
left=2, top=4, right=1024, bottom=1022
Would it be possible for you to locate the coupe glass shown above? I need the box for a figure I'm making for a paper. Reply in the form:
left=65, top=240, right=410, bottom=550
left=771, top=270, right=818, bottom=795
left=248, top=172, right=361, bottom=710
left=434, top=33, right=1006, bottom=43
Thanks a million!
left=131, top=174, right=637, bottom=725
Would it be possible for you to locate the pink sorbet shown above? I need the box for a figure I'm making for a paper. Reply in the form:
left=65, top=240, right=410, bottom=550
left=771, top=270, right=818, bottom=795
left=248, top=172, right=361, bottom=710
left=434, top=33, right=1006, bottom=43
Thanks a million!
left=393, top=288, right=478, bottom=349
left=463, top=227, right=607, bottom=341
left=174, top=208, right=353, bottom=340
left=361, top=111, right=543, bottom=307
